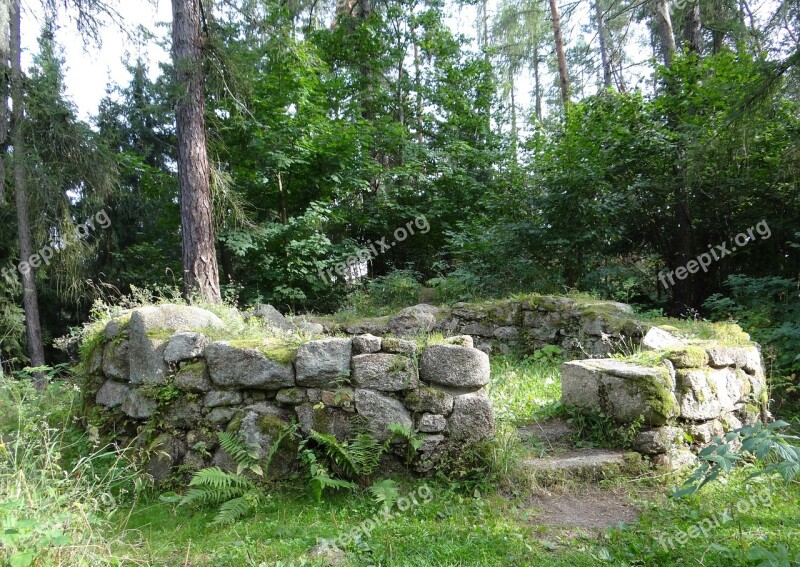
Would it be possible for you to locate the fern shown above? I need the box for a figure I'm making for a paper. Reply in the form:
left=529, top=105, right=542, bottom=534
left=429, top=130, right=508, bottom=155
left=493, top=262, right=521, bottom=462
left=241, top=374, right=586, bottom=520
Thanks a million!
left=368, top=478, right=399, bottom=509
left=387, top=422, right=424, bottom=465
left=172, top=427, right=293, bottom=525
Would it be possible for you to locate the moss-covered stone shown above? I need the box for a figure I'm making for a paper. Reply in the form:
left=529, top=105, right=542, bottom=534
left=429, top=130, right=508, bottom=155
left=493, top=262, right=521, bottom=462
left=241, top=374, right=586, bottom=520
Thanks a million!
left=666, top=346, right=709, bottom=369
left=146, top=326, right=174, bottom=341
left=227, top=338, right=297, bottom=365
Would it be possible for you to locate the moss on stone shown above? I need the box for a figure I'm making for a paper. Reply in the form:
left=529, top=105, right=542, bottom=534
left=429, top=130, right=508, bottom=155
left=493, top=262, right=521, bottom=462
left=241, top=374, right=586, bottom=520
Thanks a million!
left=666, top=346, right=709, bottom=369
left=146, top=326, right=174, bottom=341
left=227, top=338, right=297, bottom=365
left=632, top=366, right=679, bottom=424
left=257, top=413, right=288, bottom=435
left=178, top=360, right=207, bottom=375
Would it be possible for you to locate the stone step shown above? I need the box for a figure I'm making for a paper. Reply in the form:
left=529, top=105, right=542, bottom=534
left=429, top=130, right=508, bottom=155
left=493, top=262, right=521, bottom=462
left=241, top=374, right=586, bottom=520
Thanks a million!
left=523, top=448, right=642, bottom=485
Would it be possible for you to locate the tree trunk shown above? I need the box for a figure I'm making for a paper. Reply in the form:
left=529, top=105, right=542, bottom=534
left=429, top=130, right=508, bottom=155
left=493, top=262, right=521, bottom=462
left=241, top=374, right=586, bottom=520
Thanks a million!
left=0, top=0, right=8, bottom=206
left=684, top=1, right=702, bottom=54
left=11, top=0, right=46, bottom=384
left=533, top=42, right=542, bottom=121
left=595, top=0, right=612, bottom=89
left=549, top=0, right=569, bottom=107
left=172, top=0, right=221, bottom=303
left=653, top=0, right=677, bottom=67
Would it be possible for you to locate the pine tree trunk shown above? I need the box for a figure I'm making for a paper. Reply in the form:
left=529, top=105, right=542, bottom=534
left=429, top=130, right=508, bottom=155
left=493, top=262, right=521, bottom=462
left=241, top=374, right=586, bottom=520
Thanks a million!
left=684, top=1, right=702, bottom=54
left=549, top=0, right=569, bottom=107
left=653, top=0, right=676, bottom=67
left=0, top=0, right=8, bottom=206
left=595, top=0, right=612, bottom=89
left=172, top=0, right=221, bottom=303
left=11, top=0, right=46, bottom=384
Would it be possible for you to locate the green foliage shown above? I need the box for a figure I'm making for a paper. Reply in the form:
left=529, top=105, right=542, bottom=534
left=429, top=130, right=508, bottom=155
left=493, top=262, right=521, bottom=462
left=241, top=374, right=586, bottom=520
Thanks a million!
left=172, top=430, right=275, bottom=526
left=0, top=379, right=143, bottom=566
left=387, top=423, right=425, bottom=466
left=367, top=478, right=400, bottom=509
left=675, top=421, right=800, bottom=497
left=564, top=407, right=644, bottom=450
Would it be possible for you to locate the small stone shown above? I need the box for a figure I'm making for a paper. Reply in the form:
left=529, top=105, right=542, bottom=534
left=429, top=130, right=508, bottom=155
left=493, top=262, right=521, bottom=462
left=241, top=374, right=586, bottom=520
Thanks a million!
left=632, top=426, right=684, bottom=454
left=276, top=388, right=307, bottom=405
left=404, top=387, right=454, bottom=416
left=95, top=380, right=131, bottom=409
left=443, top=335, right=474, bottom=348
left=351, top=353, right=419, bottom=391
left=174, top=363, right=213, bottom=393
left=381, top=337, right=418, bottom=356
left=121, top=390, right=157, bottom=419
left=354, top=389, right=412, bottom=441
left=206, top=407, right=237, bottom=425
left=204, top=390, right=244, bottom=408
left=417, top=413, right=446, bottom=433
left=447, top=390, right=494, bottom=441
left=164, top=332, right=209, bottom=363
left=353, top=334, right=382, bottom=354
left=641, top=327, right=685, bottom=351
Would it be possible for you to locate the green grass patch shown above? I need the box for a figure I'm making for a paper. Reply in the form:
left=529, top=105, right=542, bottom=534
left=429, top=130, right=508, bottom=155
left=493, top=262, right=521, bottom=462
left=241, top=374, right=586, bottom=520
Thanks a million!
left=489, top=354, right=562, bottom=425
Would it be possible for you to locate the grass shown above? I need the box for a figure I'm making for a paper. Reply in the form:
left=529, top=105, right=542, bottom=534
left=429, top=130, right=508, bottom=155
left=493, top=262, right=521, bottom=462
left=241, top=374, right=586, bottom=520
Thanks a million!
left=489, top=353, right=562, bottom=425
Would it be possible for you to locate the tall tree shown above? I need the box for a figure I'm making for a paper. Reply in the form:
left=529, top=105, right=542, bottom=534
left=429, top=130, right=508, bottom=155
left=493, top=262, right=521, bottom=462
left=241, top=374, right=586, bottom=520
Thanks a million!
left=653, top=0, right=676, bottom=66
left=172, top=0, right=222, bottom=302
left=10, top=0, right=46, bottom=381
left=594, top=0, right=612, bottom=88
left=548, top=0, right=569, bottom=106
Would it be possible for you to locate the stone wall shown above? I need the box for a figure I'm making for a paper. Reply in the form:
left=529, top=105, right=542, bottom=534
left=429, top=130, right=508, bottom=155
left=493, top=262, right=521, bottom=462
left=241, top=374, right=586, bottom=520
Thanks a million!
left=86, top=305, right=495, bottom=481
left=561, top=326, right=769, bottom=467
left=315, top=296, right=645, bottom=358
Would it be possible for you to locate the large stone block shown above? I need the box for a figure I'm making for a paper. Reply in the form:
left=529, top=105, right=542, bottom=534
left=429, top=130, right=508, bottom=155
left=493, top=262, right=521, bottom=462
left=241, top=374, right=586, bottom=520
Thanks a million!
left=447, top=390, right=494, bottom=441
left=351, top=353, right=419, bottom=391
left=352, top=334, right=382, bottom=354
left=354, top=389, right=412, bottom=441
left=95, top=380, right=130, bottom=409
left=129, top=305, right=223, bottom=385
left=121, top=389, right=157, bottom=420
left=677, top=368, right=743, bottom=421
left=206, top=341, right=294, bottom=390
left=420, top=344, right=490, bottom=388
left=561, top=359, right=678, bottom=426
left=295, top=338, right=352, bottom=388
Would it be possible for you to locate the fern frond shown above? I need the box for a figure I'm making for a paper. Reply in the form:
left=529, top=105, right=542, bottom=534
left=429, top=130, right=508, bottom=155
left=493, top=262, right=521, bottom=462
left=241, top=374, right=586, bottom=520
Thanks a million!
left=309, top=430, right=361, bottom=477
left=212, top=495, right=254, bottom=526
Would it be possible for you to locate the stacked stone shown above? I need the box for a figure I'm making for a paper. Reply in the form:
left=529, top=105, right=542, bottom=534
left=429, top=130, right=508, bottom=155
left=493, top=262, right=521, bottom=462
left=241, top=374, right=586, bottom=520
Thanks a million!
left=324, top=299, right=643, bottom=357
left=561, top=327, right=768, bottom=467
left=89, top=305, right=495, bottom=481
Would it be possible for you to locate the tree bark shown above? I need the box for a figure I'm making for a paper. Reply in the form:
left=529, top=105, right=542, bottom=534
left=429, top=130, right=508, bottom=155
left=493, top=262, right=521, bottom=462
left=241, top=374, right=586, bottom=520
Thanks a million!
left=653, top=0, right=677, bottom=67
left=172, top=0, right=221, bottom=303
left=549, top=0, right=569, bottom=107
left=595, top=0, right=612, bottom=89
left=533, top=42, right=542, bottom=121
left=0, top=0, right=8, bottom=206
left=11, top=0, right=46, bottom=384
left=684, top=1, right=702, bottom=54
